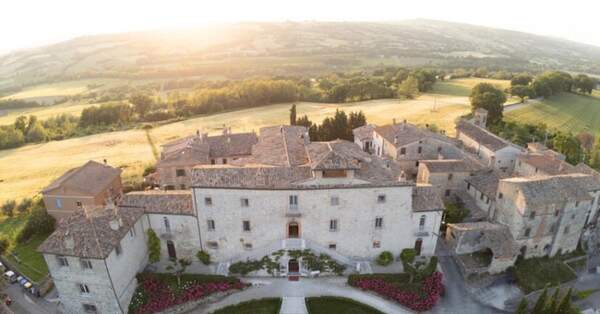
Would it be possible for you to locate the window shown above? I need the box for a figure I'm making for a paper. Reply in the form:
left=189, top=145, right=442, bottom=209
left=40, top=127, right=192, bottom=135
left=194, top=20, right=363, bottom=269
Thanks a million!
left=448, top=173, right=453, bottom=181
left=480, top=192, right=484, bottom=200
left=222, top=158, right=227, bottom=164
left=486, top=197, right=490, bottom=204
left=204, top=197, right=212, bottom=206
left=82, top=304, right=97, bottom=313
left=55, top=198, right=62, bottom=209
left=323, top=170, right=347, bottom=178
left=129, top=227, right=136, bottom=238
left=207, top=219, right=215, bottom=231
left=207, top=241, right=219, bottom=249
left=330, top=196, right=339, bottom=206
left=564, top=226, right=570, bottom=234
left=529, top=211, right=536, bottom=220
left=115, top=243, right=122, bottom=256
left=244, top=243, right=253, bottom=250
left=498, top=193, right=503, bottom=199
left=400, top=147, right=406, bottom=155
left=163, top=217, right=171, bottom=233
left=57, top=256, right=69, bottom=267
left=241, top=198, right=249, bottom=207
left=377, top=194, right=386, bottom=203
left=175, top=169, right=186, bottom=177
left=329, top=219, right=338, bottom=232
left=524, top=228, right=531, bottom=237
left=445, top=190, right=451, bottom=197
left=418, top=146, right=422, bottom=154
left=554, top=210, right=560, bottom=217
left=571, top=213, right=576, bottom=219
left=211, top=159, right=216, bottom=165
left=80, top=259, right=93, bottom=270
left=328, top=243, right=337, bottom=250
left=372, top=241, right=381, bottom=248
left=76, top=201, right=82, bottom=207
left=437, top=146, right=442, bottom=153
left=179, top=184, right=186, bottom=189
left=419, top=215, right=426, bottom=231
left=79, top=283, right=90, bottom=294
left=375, top=217, right=383, bottom=229
left=289, top=195, right=298, bottom=209
left=575, top=201, right=580, bottom=207
left=549, top=223, right=557, bottom=233
left=242, top=220, right=251, bottom=232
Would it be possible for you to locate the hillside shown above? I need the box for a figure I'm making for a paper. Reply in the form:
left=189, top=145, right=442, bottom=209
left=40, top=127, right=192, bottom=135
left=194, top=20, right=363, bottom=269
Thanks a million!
left=2, top=20, right=600, bottom=93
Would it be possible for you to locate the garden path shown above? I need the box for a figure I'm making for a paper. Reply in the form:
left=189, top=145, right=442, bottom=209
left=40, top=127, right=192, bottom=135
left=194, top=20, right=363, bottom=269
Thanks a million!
left=279, top=296, right=307, bottom=314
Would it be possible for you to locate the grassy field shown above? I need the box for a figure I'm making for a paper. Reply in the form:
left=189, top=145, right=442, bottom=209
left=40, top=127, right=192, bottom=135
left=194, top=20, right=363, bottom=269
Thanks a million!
left=505, top=91, right=600, bottom=135
left=513, top=256, right=577, bottom=293
left=0, top=100, right=103, bottom=125
left=211, top=298, right=282, bottom=314
left=305, top=297, right=383, bottom=314
left=0, top=79, right=128, bottom=103
left=431, top=78, right=511, bottom=97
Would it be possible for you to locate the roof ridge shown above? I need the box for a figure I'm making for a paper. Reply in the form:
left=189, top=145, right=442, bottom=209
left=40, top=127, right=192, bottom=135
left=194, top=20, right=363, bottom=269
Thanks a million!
left=281, top=126, right=292, bottom=167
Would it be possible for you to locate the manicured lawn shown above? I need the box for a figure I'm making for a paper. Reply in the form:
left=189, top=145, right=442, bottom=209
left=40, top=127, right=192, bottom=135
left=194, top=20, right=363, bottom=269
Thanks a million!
left=5, top=233, right=49, bottom=282
left=505, top=92, right=600, bottom=135
left=211, top=298, right=282, bottom=314
left=513, top=257, right=577, bottom=293
left=306, top=296, right=383, bottom=314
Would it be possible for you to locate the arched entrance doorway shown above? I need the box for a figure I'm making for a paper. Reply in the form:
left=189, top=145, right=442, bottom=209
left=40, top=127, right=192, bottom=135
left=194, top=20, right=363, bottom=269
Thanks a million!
left=288, top=259, right=299, bottom=273
left=288, top=222, right=299, bottom=238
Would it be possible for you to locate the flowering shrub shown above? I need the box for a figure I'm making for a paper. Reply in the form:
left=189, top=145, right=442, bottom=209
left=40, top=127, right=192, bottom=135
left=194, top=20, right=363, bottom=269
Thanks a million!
left=128, top=273, right=246, bottom=314
left=348, top=272, right=444, bottom=312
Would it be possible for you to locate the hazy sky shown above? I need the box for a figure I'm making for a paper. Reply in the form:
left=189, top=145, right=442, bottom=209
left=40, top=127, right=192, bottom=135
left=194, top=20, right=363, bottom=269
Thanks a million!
left=2, top=0, right=600, bottom=52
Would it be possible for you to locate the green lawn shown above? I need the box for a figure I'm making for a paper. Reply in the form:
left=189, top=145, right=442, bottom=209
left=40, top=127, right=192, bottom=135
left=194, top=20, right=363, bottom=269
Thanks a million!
left=513, top=257, right=577, bottom=293
left=211, top=298, right=281, bottom=314
left=5, top=234, right=49, bottom=282
left=505, top=92, right=600, bottom=135
left=0, top=214, right=29, bottom=240
left=306, top=296, right=383, bottom=314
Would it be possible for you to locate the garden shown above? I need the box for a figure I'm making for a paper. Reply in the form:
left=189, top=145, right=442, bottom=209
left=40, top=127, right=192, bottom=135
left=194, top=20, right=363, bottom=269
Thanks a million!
left=512, top=256, right=577, bottom=294
left=305, top=296, right=383, bottom=314
left=348, top=249, right=444, bottom=312
left=128, top=273, right=247, bottom=314
left=210, top=298, right=282, bottom=314
left=228, top=249, right=346, bottom=276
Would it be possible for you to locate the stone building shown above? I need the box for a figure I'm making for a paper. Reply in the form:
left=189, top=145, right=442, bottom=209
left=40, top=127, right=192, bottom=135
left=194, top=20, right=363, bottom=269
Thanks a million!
left=416, top=159, right=483, bottom=199
left=191, top=125, right=444, bottom=269
left=154, top=128, right=257, bottom=189
left=456, top=119, right=524, bottom=173
left=38, top=205, right=147, bottom=314
left=354, top=121, right=465, bottom=177
left=41, top=160, right=122, bottom=220
left=494, top=174, right=599, bottom=258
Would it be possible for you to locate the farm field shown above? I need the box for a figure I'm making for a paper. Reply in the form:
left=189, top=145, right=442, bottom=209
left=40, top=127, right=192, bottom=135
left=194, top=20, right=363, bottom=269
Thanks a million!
left=505, top=91, right=600, bottom=135
left=0, top=91, right=472, bottom=203
left=0, top=100, right=101, bottom=125
left=431, top=78, right=511, bottom=97
left=0, top=79, right=128, bottom=104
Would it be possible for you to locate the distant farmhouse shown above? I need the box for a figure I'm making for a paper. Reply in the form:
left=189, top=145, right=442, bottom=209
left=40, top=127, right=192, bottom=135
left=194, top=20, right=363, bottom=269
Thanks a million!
left=38, top=110, right=600, bottom=313
left=41, top=160, right=122, bottom=220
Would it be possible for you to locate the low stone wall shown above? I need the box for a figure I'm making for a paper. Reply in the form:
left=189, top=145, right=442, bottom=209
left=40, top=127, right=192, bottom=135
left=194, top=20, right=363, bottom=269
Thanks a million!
left=157, top=290, right=239, bottom=314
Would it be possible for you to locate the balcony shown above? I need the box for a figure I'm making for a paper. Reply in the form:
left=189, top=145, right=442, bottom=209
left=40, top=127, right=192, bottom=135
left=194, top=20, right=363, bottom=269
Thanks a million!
left=286, top=205, right=301, bottom=217
left=282, top=238, right=306, bottom=250
left=414, top=228, right=429, bottom=237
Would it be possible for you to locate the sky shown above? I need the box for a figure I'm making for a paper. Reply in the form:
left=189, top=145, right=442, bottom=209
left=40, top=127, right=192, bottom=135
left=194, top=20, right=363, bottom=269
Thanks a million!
left=2, top=0, right=600, bottom=52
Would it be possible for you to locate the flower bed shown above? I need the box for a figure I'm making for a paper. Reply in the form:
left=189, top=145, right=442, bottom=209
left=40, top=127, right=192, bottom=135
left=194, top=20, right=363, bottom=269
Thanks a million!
left=128, top=273, right=246, bottom=314
left=348, top=272, right=444, bottom=312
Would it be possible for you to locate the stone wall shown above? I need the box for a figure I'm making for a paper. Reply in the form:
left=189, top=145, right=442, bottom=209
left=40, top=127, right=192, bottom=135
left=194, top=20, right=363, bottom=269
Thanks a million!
left=147, top=213, right=202, bottom=261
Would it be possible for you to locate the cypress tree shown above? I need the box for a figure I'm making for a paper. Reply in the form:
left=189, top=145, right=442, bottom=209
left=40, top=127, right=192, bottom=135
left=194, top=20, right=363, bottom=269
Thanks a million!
left=532, top=286, right=549, bottom=314
left=556, top=288, right=573, bottom=314
left=290, top=104, right=297, bottom=125
left=546, top=287, right=561, bottom=313
left=515, top=298, right=528, bottom=314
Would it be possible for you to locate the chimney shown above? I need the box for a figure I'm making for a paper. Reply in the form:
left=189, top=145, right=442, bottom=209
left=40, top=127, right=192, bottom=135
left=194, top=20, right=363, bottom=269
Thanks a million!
left=393, top=118, right=396, bottom=125
left=109, top=219, right=120, bottom=231
left=399, top=171, right=407, bottom=182
left=403, top=119, right=407, bottom=124
left=103, top=159, right=107, bottom=165
left=64, top=232, right=74, bottom=249
left=196, top=129, right=200, bottom=137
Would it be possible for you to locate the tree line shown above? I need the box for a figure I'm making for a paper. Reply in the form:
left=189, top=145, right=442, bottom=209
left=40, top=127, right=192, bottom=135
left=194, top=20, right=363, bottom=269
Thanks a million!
left=290, top=105, right=367, bottom=142
left=509, top=71, right=597, bottom=102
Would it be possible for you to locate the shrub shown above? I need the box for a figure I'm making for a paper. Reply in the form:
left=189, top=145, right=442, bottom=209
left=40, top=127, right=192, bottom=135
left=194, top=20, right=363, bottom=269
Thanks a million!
left=147, top=229, right=161, bottom=263
left=376, top=251, right=394, bottom=266
left=16, top=198, right=33, bottom=214
left=400, top=249, right=416, bottom=264
left=0, top=237, right=9, bottom=255
left=1, top=200, right=16, bottom=217
left=16, top=204, right=56, bottom=243
left=196, top=250, right=211, bottom=265
left=229, top=259, right=263, bottom=275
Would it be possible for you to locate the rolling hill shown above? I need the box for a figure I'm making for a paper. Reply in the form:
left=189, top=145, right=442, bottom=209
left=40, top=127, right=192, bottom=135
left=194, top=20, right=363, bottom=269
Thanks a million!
left=3, top=20, right=600, bottom=93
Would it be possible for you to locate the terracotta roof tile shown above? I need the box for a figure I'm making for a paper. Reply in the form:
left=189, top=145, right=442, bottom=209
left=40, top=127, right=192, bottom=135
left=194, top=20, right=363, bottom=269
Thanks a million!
left=120, top=190, right=194, bottom=216
left=42, top=160, right=121, bottom=196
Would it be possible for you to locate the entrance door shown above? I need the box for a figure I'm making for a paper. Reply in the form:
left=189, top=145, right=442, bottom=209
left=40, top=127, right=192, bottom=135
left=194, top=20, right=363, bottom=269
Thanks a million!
left=288, top=222, right=299, bottom=238
left=288, top=259, right=299, bottom=273
left=167, top=240, right=177, bottom=260
left=414, top=238, right=423, bottom=256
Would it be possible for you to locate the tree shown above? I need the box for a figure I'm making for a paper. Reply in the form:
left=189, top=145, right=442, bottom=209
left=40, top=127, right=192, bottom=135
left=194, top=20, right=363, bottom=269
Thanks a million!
left=573, top=74, right=595, bottom=94
left=511, top=74, right=533, bottom=87
left=515, top=298, right=528, bottom=314
left=0, top=127, right=24, bottom=149
left=289, top=104, right=297, bottom=125
left=25, top=122, right=47, bottom=143
left=16, top=198, right=32, bottom=214
left=470, top=83, right=507, bottom=125
left=546, top=287, right=561, bottom=313
left=1, top=200, right=16, bottom=217
left=196, top=250, right=210, bottom=265
left=556, top=288, right=573, bottom=314
left=510, top=85, right=533, bottom=103
left=532, top=286, right=549, bottom=314
left=130, top=94, right=153, bottom=117
left=14, top=115, right=27, bottom=133
left=397, top=75, right=420, bottom=99
left=147, top=229, right=161, bottom=263
left=553, top=132, right=583, bottom=164
left=591, top=137, right=600, bottom=170
left=166, top=257, right=192, bottom=287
